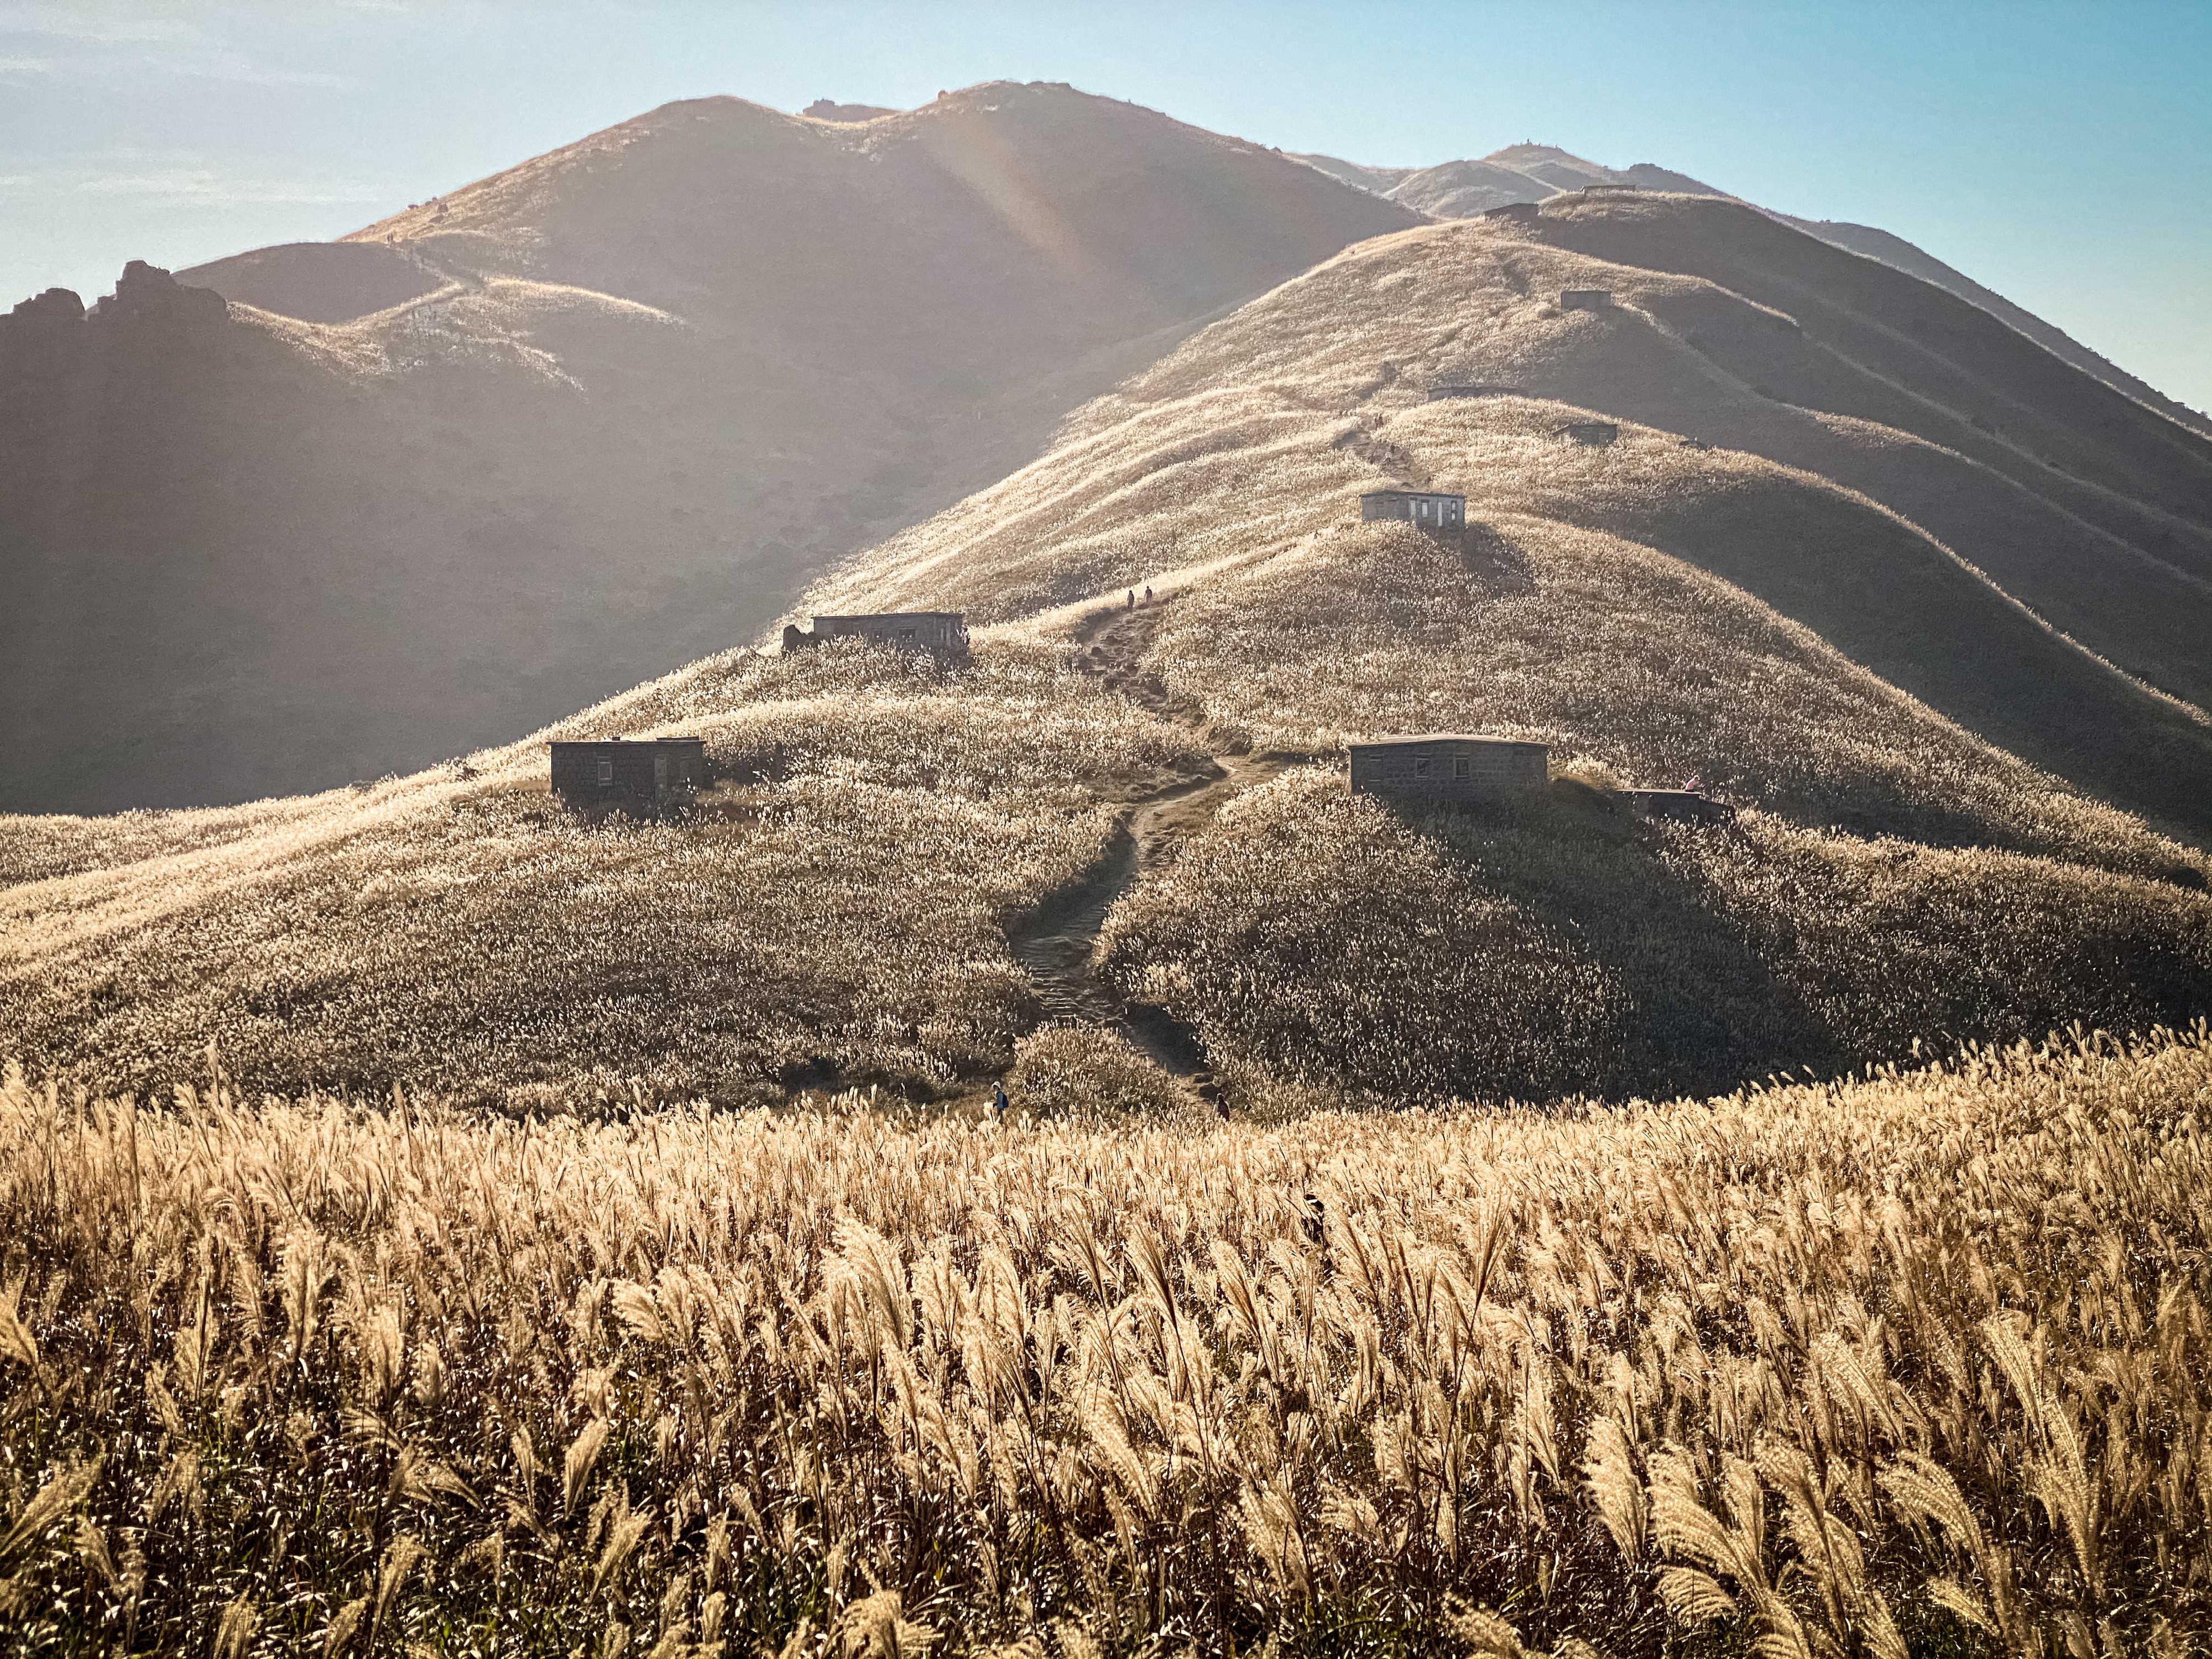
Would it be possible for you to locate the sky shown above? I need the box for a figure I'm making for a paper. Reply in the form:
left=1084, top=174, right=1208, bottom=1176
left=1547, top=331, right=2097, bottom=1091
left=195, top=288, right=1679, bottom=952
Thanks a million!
left=3, top=0, right=2209, bottom=412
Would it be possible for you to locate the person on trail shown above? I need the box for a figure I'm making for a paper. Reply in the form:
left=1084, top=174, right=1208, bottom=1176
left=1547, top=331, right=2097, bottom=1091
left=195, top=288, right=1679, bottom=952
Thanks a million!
left=988, top=1082, right=1008, bottom=1123
left=1125, top=589, right=1134, bottom=610
left=1143, top=585, right=1153, bottom=604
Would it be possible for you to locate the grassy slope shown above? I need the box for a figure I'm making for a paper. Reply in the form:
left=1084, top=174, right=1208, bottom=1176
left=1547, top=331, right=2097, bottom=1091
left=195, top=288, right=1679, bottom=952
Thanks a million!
left=6, top=201, right=2210, bottom=1108
left=0, top=648, right=1205, bottom=1103
left=826, top=213, right=2212, bottom=844
left=1778, top=212, right=2212, bottom=441
left=1301, top=138, right=2212, bottom=441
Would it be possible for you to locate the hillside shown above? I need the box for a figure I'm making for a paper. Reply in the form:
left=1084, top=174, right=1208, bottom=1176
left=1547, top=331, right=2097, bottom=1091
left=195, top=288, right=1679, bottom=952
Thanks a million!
left=1300, top=143, right=2212, bottom=438
left=0, top=82, right=1416, bottom=813
left=5, top=195, right=2210, bottom=1112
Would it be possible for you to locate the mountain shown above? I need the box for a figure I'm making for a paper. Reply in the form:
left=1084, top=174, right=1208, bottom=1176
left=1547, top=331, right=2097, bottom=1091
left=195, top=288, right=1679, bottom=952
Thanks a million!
left=1295, top=142, right=1709, bottom=218
left=1775, top=213, right=2212, bottom=439
left=1296, top=143, right=2212, bottom=439
left=0, top=82, right=1417, bottom=813
left=6, top=192, right=2209, bottom=1110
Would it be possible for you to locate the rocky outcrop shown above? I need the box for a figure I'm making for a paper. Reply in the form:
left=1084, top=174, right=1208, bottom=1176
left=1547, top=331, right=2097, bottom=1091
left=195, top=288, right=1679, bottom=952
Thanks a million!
left=0, top=289, right=87, bottom=380
left=801, top=98, right=895, bottom=122
left=88, top=260, right=229, bottom=331
left=2, top=263, right=229, bottom=384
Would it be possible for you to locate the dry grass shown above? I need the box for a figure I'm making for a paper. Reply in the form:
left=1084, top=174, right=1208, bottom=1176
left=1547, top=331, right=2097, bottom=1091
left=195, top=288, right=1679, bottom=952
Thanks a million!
left=7, top=192, right=2211, bottom=1119
left=1102, top=769, right=2212, bottom=1104
left=812, top=210, right=2212, bottom=847
left=3, top=1026, right=2209, bottom=1653
left=0, top=645, right=1203, bottom=1104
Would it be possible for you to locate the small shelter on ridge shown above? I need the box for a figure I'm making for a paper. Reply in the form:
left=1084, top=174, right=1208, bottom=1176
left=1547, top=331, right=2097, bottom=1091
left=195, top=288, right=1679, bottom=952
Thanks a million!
left=1561, top=289, right=1614, bottom=311
left=550, top=737, right=706, bottom=815
left=1621, top=789, right=1733, bottom=825
left=1559, top=420, right=1620, bottom=447
left=785, top=612, right=968, bottom=655
left=1349, top=734, right=1549, bottom=800
left=1360, top=489, right=1466, bottom=531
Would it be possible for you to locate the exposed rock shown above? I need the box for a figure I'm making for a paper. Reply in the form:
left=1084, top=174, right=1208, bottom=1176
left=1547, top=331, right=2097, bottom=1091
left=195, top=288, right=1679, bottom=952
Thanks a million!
left=0, top=288, right=87, bottom=379
left=9, top=288, right=85, bottom=327
left=801, top=97, right=896, bottom=122
left=88, top=260, right=229, bottom=331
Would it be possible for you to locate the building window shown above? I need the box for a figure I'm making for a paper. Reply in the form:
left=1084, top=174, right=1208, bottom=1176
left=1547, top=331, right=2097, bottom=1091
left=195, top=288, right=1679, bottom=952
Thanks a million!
left=1454, top=757, right=1470, bottom=777
left=597, top=760, right=614, bottom=785
left=1415, top=758, right=1431, bottom=775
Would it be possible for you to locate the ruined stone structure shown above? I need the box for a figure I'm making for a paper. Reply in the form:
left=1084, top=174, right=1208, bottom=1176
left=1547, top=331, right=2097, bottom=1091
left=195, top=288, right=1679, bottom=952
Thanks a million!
left=1349, top=734, right=1550, bottom=800
left=1360, top=489, right=1467, bottom=530
left=1559, top=420, right=1620, bottom=446
left=787, top=612, right=969, bottom=655
left=1621, top=789, right=1733, bottom=825
left=549, top=737, right=706, bottom=814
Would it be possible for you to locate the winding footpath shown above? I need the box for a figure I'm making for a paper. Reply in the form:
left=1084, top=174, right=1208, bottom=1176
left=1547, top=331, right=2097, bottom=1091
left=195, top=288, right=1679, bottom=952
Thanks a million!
left=1006, top=597, right=1285, bottom=1093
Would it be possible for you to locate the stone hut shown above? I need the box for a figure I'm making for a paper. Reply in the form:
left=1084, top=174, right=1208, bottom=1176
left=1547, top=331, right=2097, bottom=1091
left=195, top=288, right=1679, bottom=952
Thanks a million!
left=787, top=612, right=968, bottom=654
left=1359, top=489, right=1466, bottom=530
left=550, top=737, right=705, bottom=815
left=1561, top=289, right=1614, bottom=312
left=1559, top=420, right=1620, bottom=446
left=1621, top=788, right=1733, bottom=825
left=1349, top=734, right=1550, bottom=800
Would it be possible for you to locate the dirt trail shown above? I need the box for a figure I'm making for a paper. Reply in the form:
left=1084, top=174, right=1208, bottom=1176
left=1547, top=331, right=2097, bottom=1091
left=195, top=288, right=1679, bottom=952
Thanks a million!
left=1006, top=596, right=1282, bottom=1092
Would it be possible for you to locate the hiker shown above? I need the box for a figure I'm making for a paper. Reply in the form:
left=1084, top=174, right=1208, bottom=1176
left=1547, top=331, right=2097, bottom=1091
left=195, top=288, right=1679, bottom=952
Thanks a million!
left=1143, top=585, right=1153, bottom=604
left=988, top=1082, right=1008, bottom=1123
left=1125, top=589, right=1134, bottom=610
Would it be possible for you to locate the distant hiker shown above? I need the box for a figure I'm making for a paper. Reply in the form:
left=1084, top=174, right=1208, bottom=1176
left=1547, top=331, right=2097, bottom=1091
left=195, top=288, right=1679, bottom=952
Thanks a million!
left=1143, top=585, right=1153, bottom=604
left=1125, top=589, right=1134, bottom=610
left=989, top=1083, right=1008, bottom=1123
left=1684, top=774, right=1703, bottom=792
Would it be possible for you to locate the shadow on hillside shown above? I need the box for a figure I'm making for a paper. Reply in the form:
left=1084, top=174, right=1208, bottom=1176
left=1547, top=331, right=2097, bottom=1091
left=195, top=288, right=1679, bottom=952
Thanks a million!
left=1453, top=523, right=1538, bottom=594
left=1389, top=789, right=1851, bottom=1098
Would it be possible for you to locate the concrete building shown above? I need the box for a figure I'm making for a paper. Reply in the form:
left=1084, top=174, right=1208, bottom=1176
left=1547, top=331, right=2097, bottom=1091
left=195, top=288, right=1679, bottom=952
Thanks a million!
left=788, top=612, right=969, bottom=655
left=1561, top=289, right=1614, bottom=312
left=1360, top=489, right=1467, bottom=530
left=1349, top=734, right=1550, bottom=800
left=550, top=737, right=706, bottom=815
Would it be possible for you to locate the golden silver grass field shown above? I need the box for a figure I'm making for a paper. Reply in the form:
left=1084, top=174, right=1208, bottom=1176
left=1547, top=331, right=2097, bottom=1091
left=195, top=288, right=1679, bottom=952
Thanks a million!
left=3, top=1026, right=2210, bottom=1655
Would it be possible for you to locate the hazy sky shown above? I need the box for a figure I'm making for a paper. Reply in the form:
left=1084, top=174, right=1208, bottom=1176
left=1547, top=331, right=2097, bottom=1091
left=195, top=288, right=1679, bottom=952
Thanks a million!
left=4, top=1, right=2209, bottom=412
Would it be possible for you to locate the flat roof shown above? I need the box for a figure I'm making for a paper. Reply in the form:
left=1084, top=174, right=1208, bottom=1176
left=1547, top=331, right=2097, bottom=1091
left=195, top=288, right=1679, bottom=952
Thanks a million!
left=1351, top=733, right=1547, bottom=749
left=811, top=611, right=964, bottom=622
left=549, top=735, right=705, bottom=747
left=1360, top=487, right=1465, bottom=499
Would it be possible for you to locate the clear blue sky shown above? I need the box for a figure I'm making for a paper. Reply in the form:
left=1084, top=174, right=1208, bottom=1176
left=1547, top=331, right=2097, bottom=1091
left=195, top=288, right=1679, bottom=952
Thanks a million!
left=5, top=0, right=2209, bottom=413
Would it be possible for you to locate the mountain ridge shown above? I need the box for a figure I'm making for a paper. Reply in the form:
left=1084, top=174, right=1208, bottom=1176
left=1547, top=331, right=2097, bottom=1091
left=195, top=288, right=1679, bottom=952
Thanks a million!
left=1294, top=142, right=2212, bottom=440
left=0, top=82, right=1416, bottom=813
